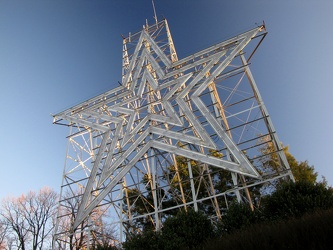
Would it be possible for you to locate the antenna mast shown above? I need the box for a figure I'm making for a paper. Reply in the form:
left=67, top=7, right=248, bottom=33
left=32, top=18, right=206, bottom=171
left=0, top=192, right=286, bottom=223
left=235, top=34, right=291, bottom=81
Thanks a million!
left=152, top=0, right=158, bottom=25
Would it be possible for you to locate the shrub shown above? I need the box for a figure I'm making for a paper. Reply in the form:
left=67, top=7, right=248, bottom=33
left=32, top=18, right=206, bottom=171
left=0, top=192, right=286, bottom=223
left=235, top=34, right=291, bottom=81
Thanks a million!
left=205, top=208, right=333, bottom=250
left=123, top=209, right=214, bottom=250
left=122, top=230, right=163, bottom=250
left=92, top=243, right=118, bottom=250
left=162, top=209, right=215, bottom=250
left=262, top=181, right=333, bottom=220
left=217, top=202, right=263, bottom=235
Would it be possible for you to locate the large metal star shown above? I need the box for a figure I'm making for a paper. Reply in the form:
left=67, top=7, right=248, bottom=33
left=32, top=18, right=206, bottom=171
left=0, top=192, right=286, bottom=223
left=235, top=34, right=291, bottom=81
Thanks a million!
left=53, top=23, right=264, bottom=229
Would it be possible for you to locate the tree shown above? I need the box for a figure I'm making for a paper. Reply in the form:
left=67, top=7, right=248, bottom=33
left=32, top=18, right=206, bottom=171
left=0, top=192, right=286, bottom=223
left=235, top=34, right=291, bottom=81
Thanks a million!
left=217, top=202, right=263, bottom=235
left=167, top=151, right=237, bottom=214
left=54, top=189, right=118, bottom=250
left=91, top=219, right=118, bottom=249
left=93, top=243, right=118, bottom=250
left=0, top=219, right=9, bottom=249
left=1, top=195, right=30, bottom=250
left=22, top=187, right=58, bottom=250
left=0, top=187, right=58, bottom=250
left=262, top=181, right=333, bottom=220
left=259, top=140, right=318, bottom=184
left=122, top=149, right=238, bottom=235
left=122, top=230, right=163, bottom=250
left=162, top=209, right=215, bottom=250
left=285, top=149, right=317, bottom=184
left=123, top=209, right=214, bottom=250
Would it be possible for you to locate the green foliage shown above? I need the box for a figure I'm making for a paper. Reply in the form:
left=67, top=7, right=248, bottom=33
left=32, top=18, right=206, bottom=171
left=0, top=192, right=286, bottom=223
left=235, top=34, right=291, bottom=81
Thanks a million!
left=122, top=230, right=163, bottom=250
left=262, top=180, right=333, bottom=220
left=217, top=202, right=263, bottom=235
left=206, top=182, right=333, bottom=249
left=167, top=151, right=240, bottom=214
left=122, top=188, right=157, bottom=232
left=92, top=243, right=118, bottom=250
left=284, top=147, right=318, bottom=184
left=122, top=140, right=329, bottom=249
left=216, top=181, right=333, bottom=237
left=205, top=208, right=333, bottom=250
left=122, top=150, right=238, bottom=233
left=260, top=142, right=318, bottom=184
left=123, top=181, right=333, bottom=249
left=123, top=209, right=214, bottom=250
left=162, top=209, right=215, bottom=250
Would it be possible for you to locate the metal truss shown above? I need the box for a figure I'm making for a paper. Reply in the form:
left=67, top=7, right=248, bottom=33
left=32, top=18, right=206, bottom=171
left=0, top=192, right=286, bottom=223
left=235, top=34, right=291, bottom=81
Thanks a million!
left=52, top=19, right=294, bottom=248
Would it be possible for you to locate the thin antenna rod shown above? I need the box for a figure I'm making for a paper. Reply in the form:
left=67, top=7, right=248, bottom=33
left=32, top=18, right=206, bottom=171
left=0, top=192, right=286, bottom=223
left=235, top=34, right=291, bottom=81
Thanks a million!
left=152, top=0, right=158, bottom=25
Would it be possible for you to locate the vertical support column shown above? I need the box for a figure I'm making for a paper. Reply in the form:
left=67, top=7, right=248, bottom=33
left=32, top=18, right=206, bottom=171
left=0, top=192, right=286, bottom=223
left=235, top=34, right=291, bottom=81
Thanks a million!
left=240, top=174, right=254, bottom=211
left=209, top=83, right=243, bottom=207
left=122, top=37, right=131, bottom=86
left=187, top=161, right=198, bottom=212
left=240, top=54, right=295, bottom=182
left=123, top=178, right=133, bottom=234
left=209, top=82, right=254, bottom=209
left=119, top=182, right=124, bottom=243
left=86, top=217, right=90, bottom=250
left=53, top=126, right=73, bottom=249
left=203, top=163, right=222, bottom=219
left=165, top=19, right=178, bottom=63
left=150, top=148, right=160, bottom=230
left=231, top=173, right=242, bottom=203
left=171, top=154, right=187, bottom=208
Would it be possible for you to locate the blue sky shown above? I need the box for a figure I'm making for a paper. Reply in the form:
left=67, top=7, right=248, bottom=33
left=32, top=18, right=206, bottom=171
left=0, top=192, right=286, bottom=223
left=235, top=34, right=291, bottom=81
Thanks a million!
left=1, top=0, right=332, bottom=200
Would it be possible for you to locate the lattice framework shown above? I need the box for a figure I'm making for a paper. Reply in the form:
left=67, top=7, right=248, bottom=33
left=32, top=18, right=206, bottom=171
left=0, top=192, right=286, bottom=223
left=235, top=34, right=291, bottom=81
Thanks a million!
left=52, top=19, right=294, bottom=248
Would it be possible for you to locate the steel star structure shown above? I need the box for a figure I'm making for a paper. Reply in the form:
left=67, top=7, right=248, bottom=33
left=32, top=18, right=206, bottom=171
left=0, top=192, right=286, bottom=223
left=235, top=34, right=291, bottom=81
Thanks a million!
left=52, top=19, right=294, bottom=248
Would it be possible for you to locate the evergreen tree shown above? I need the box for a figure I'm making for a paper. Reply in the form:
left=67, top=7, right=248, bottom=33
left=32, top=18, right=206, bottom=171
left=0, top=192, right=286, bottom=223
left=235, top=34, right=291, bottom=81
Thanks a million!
left=262, top=181, right=333, bottom=220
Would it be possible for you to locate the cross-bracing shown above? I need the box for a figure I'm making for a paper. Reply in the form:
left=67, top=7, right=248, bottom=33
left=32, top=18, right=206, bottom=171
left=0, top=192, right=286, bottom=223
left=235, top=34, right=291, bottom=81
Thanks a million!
left=52, top=19, right=294, bottom=248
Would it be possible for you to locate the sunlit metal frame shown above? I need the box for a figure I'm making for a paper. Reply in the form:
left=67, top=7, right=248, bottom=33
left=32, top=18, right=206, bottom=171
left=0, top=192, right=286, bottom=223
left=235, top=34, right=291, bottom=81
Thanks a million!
left=52, top=19, right=294, bottom=248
